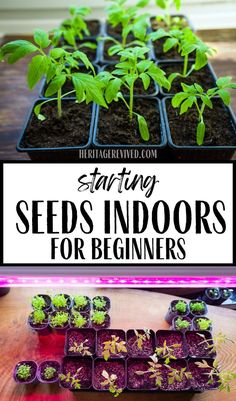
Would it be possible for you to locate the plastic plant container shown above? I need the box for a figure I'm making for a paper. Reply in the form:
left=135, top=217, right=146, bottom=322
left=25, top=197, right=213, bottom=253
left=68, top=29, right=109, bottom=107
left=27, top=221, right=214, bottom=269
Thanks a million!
left=165, top=299, right=189, bottom=324
left=28, top=311, right=51, bottom=336
left=37, top=360, right=60, bottom=384
left=171, top=316, right=192, bottom=333
left=189, top=300, right=208, bottom=318
left=31, top=294, right=52, bottom=312
left=160, top=359, right=191, bottom=391
left=93, top=358, right=126, bottom=392
left=126, top=329, right=156, bottom=358
left=69, top=311, right=90, bottom=329
left=16, top=99, right=96, bottom=161
left=52, top=294, right=72, bottom=312
left=92, top=296, right=111, bottom=312
left=91, top=312, right=111, bottom=330
left=127, top=357, right=160, bottom=391
left=156, top=330, right=188, bottom=359
left=72, top=296, right=91, bottom=313
left=60, top=356, right=93, bottom=391
left=186, top=330, right=216, bottom=358
left=193, top=317, right=213, bottom=332
left=13, top=360, right=38, bottom=384
left=65, top=328, right=96, bottom=357
left=219, top=288, right=233, bottom=304
left=188, top=358, right=220, bottom=391
left=201, top=288, right=221, bottom=305
left=96, top=329, right=127, bottom=359
left=49, top=311, right=70, bottom=334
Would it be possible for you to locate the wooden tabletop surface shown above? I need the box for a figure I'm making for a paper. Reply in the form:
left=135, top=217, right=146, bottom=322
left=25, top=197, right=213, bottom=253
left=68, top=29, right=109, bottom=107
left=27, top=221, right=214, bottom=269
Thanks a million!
left=0, top=37, right=235, bottom=160
left=0, top=287, right=235, bottom=400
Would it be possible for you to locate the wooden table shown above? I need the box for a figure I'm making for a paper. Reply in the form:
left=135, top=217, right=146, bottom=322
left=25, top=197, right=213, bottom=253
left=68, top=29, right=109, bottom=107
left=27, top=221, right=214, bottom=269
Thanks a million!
left=0, top=37, right=236, bottom=160
left=0, top=287, right=236, bottom=400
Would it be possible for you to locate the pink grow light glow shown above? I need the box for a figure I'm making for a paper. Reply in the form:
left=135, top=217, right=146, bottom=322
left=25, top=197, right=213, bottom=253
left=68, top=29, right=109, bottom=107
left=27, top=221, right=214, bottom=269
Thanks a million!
left=0, top=276, right=235, bottom=287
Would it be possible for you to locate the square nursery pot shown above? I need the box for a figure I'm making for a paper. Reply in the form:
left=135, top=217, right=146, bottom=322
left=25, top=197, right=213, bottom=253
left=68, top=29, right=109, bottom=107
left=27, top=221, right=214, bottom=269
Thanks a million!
left=201, top=288, right=221, bottom=305
left=158, top=62, right=217, bottom=96
left=28, top=311, right=51, bottom=336
left=69, top=311, right=90, bottom=329
left=72, top=296, right=91, bottom=313
left=101, top=64, right=159, bottom=96
left=93, top=358, right=126, bottom=392
left=92, top=296, right=111, bottom=312
left=127, top=357, right=159, bottom=391
left=165, top=299, right=189, bottom=324
left=60, top=356, right=93, bottom=391
left=91, top=313, right=111, bottom=330
left=99, top=39, right=154, bottom=65
left=186, top=330, right=216, bottom=358
left=188, top=358, right=220, bottom=391
left=16, top=99, right=96, bottom=161
left=160, top=359, right=191, bottom=392
left=162, top=97, right=236, bottom=160
left=150, top=14, right=195, bottom=32
left=171, top=316, right=192, bottom=333
left=156, top=330, right=188, bottom=359
left=13, top=360, right=38, bottom=384
left=189, top=300, right=208, bottom=318
left=52, top=294, right=72, bottom=312
left=31, top=294, right=52, bottom=312
left=37, top=360, right=61, bottom=384
left=65, top=328, right=96, bottom=357
left=93, top=96, right=167, bottom=151
left=193, top=317, right=213, bottom=332
left=49, top=311, right=70, bottom=334
left=96, top=329, right=127, bottom=359
left=127, top=329, right=156, bottom=358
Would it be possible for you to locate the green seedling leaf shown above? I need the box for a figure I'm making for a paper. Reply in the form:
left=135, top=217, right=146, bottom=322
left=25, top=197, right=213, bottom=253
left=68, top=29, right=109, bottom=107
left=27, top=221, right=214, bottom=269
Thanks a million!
left=197, top=121, right=206, bottom=145
left=105, top=78, right=122, bottom=103
left=27, top=54, right=48, bottom=89
left=34, top=29, right=51, bottom=48
left=180, top=96, right=195, bottom=114
left=34, top=103, right=46, bottom=121
left=50, top=48, right=65, bottom=59
left=137, top=114, right=150, bottom=141
left=218, top=89, right=231, bottom=106
left=45, top=75, right=66, bottom=97
left=140, top=72, right=150, bottom=90
left=163, top=38, right=178, bottom=53
left=0, top=40, right=38, bottom=64
left=172, top=92, right=190, bottom=108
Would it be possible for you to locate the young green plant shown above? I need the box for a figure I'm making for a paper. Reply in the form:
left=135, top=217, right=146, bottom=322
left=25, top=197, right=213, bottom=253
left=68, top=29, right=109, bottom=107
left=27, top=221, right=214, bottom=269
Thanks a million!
left=196, top=318, right=212, bottom=331
left=32, top=295, right=46, bottom=310
left=43, top=366, right=57, bottom=380
left=166, top=364, right=192, bottom=385
left=195, top=360, right=236, bottom=392
left=134, top=329, right=151, bottom=350
left=154, top=0, right=183, bottom=30
left=50, top=311, right=69, bottom=327
left=93, top=297, right=107, bottom=310
left=71, top=311, right=88, bottom=328
left=91, top=311, right=107, bottom=325
left=174, top=300, right=187, bottom=313
left=155, top=340, right=181, bottom=364
left=16, top=364, right=32, bottom=381
left=73, top=295, right=89, bottom=310
left=98, top=46, right=170, bottom=141
left=175, top=317, right=191, bottom=330
left=172, top=78, right=236, bottom=145
left=135, top=355, right=163, bottom=387
left=59, top=368, right=82, bottom=390
left=31, top=310, right=46, bottom=325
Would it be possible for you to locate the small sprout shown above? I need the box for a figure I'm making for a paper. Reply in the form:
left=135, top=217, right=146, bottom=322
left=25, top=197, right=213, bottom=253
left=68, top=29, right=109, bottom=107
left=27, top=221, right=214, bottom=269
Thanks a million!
left=196, top=318, right=212, bottom=331
left=16, top=364, right=31, bottom=380
left=102, top=335, right=127, bottom=361
left=175, top=317, right=191, bottom=330
left=195, top=359, right=236, bottom=392
left=52, top=294, right=68, bottom=309
left=136, top=354, right=163, bottom=387
left=93, top=296, right=107, bottom=310
left=69, top=339, right=92, bottom=356
left=91, top=311, right=107, bottom=325
left=155, top=340, right=181, bottom=364
left=174, top=300, right=187, bottom=313
left=101, top=370, right=123, bottom=398
left=190, top=301, right=205, bottom=313
left=31, top=309, right=46, bottom=325
left=32, top=295, right=46, bottom=310
left=73, top=295, right=89, bottom=309
left=166, top=365, right=192, bottom=385
left=50, top=311, right=69, bottom=327
left=154, top=0, right=183, bottom=30
left=197, top=331, right=234, bottom=355
left=43, top=366, right=57, bottom=380
left=134, top=328, right=151, bottom=350
left=71, top=311, right=87, bottom=328
left=59, top=368, right=82, bottom=390
left=208, top=288, right=220, bottom=298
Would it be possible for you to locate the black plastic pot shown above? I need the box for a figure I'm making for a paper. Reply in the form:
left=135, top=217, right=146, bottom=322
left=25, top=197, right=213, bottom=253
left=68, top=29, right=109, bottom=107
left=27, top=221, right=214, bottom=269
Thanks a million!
left=16, top=98, right=96, bottom=161
left=60, top=356, right=93, bottom=391
left=165, top=299, right=189, bottom=324
left=186, top=330, right=216, bottom=358
left=126, top=329, right=156, bottom=358
left=201, top=288, right=221, bottom=305
left=158, top=61, right=217, bottom=97
left=65, top=328, right=96, bottom=357
left=162, top=96, right=236, bottom=160
left=72, top=296, right=91, bottom=313
left=13, top=360, right=38, bottom=384
left=160, top=359, right=191, bottom=391
left=171, top=316, right=192, bottom=333
left=93, top=96, right=167, bottom=150
left=219, top=288, right=233, bottom=304
left=93, top=357, right=127, bottom=392
left=91, top=313, right=111, bottom=330
left=192, top=317, right=212, bottom=332
left=37, top=360, right=60, bottom=384
left=156, top=330, right=188, bottom=359
left=28, top=312, right=51, bottom=336
left=52, top=294, right=72, bottom=312
left=189, top=300, right=207, bottom=318
left=150, top=14, right=195, bottom=33
left=188, top=358, right=219, bottom=391
left=92, top=296, right=111, bottom=312
left=49, top=311, right=70, bottom=334
left=69, top=311, right=90, bottom=329
left=126, top=357, right=159, bottom=391
left=31, top=294, right=52, bottom=312
left=96, top=329, right=127, bottom=359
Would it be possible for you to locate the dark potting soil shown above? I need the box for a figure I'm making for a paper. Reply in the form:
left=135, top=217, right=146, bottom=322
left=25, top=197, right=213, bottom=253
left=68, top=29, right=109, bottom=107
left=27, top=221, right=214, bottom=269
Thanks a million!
left=67, top=329, right=96, bottom=356
left=161, top=63, right=216, bottom=94
left=106, top=23, right=135, bottom=39
left=160, top=361, right=189, bottom=391
left=166, top=99, right=236, bottom=146
left=86, top=20, right=101, bottom=37
left=22, top=102, right=92, bottom=149
left=150, top=16, right=189, bottom=31
left=93, top=360, right=126, bottom=390
left=40, top=361, right=59, bottom=381
left=97, top=98, right=162, bottom=145
left=61, top=358, right=92, bottom=389
left=156, top=332, right=185, bottom=359
left=186, top=332, right=213, bottom=357
left=153, top=38, right=194, bottom=60
left=188, top=360, right=219, bottom=390
left=97, top=330, right=127, bottom=358
left=127, top=330, right=155, bottom=357
left=127, top=359, right=157, bottom=390
left=91, top=315, right=110, bottom=330
left=104, top=65, right=157, bottom=95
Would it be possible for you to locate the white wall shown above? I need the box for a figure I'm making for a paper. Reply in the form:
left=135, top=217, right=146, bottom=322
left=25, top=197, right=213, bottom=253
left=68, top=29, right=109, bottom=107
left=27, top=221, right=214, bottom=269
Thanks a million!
left=0, top=0, right=235, bottom=34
